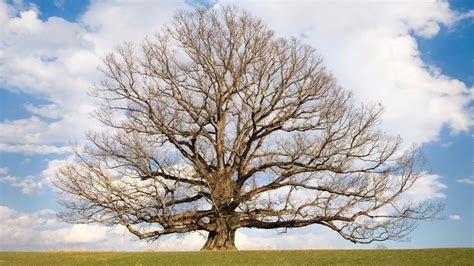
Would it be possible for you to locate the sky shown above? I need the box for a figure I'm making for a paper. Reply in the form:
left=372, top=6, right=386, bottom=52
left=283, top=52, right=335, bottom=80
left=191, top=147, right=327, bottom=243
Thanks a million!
left=0, top=0, right=472, bottom=251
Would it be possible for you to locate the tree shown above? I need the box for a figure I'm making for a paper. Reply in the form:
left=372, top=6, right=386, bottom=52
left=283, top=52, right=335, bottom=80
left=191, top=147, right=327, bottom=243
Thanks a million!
left=53, top=6, right=439, bottom=250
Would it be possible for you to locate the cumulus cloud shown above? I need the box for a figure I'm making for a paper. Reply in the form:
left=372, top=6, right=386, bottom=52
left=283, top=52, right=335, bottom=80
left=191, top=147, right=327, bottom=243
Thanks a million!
left=0, top=206, right=15, bottom=220
left=0, top=143, right=71, bottom=154
left=236, top=227, right=341, bottom=250
left=0, top=0, right=471, bottom=154
left=218, top=0, right=473, bottom=145
left=0, top=204, right=356, bottom=251
left=52, top=224, right=109, bottom=244
left=0, top=0, right=472, bottom=153
left=152, top=232, right=206, bottom=251
left=1, top=174, right=45, bottom=195
left=80, top=0, right=189, bottom=54
left=0, top=114, right=84, bottom=153
left=455, top=9, right=474, bottom=21
left=0, top=205, right=199, bottom=251
left=0, top=116, right=49, bottom=144
left=0, top=0, right=196, bottom=154
left=0, top=0, right=471, bottom=251
left=41, top=156, right=75, bottom=181
left=24, top=103, right=61, bottom=119
left=152, top=227, right=349, bottom=250
left=0, top=207, right=59, bottom=247
left=405, top=173, right=447, bottom=203
left=0, top=205, right=150, bottom=251
left=0, top=155, right=76, bottom=195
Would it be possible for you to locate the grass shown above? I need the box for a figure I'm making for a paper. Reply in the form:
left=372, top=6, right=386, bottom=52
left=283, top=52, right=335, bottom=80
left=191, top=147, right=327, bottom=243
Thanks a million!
left=0, top=249, right=472, bottom=265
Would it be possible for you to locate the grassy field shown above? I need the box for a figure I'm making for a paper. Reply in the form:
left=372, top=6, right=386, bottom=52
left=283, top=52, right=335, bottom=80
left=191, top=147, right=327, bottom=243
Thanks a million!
left=0, top=249, right=472, bottom=265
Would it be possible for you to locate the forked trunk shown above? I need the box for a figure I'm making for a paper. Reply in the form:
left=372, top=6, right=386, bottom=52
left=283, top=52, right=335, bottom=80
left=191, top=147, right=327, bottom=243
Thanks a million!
left=201, top=228, right=237, bottom=250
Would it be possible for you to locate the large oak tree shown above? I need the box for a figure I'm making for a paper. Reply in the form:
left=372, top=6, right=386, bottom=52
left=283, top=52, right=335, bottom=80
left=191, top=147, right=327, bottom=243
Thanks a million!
left=54, top=6, right=439, bottom=250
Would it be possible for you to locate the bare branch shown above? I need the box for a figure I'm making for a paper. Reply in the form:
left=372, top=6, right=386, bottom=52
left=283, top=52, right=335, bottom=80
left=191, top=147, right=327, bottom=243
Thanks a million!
left=54, top=5, right=439, bottom=251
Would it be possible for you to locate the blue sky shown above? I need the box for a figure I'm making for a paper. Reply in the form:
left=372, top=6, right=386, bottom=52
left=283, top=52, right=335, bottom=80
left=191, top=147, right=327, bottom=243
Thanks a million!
left=0, top=0, right=472, bottom=250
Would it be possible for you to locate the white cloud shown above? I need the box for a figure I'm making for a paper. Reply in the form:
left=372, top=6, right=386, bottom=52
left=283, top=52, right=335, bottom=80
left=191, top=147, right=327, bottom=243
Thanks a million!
left=0, top=155, right=76, bottom=195
left=0, top=0, right=470, bottom=154
left=153, top=232, right=206, bottom=251
left=54, top=224, right=109, bottom=244
left=0, top=0, right=471, bottom=251
left=1, top=174, right=45, bottom=195
left=0, top=204, right=354, bottom=251
left=405, top=173, right=447, bottom=203
left=456, top=178, right=474, bottom=185
left=0, top=0, right=193, bottom=154
left=236, top=228, right=339, bottom=250
left=0, top=114, right=92, bottom=151
left=41, top=155, right=75, bottom=184
left=80, top=0, right=189, bottom=54
left=0, top=143, right=71, bottom=154
left=0, top=206, right=144, bottom=250
left=455, top=9, right=474, bottom=21
left=0, top=116, right=48, bottom=144
left=0, top=205, right=203, bottom=251
left=218, top=0, right=473, bottom=145
left=24, top=103, right=61, bottom=119
left=0, top=208, right=59, bottom=246
left=149, top=227, right=346, bottom=250
left=0, top=206, right=15, bottom=220
left=449, top=214, right=461, bottom=221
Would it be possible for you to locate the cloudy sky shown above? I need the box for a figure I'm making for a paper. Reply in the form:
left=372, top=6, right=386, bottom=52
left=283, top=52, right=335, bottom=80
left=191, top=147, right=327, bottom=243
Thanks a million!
left=0, top=0, right=472, bottom=251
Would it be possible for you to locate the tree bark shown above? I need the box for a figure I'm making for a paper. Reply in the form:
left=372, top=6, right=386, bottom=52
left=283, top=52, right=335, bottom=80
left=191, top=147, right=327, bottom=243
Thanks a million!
left=201, top=219, right=237, bottom=250
left=201, top=229, right=237, bottom=250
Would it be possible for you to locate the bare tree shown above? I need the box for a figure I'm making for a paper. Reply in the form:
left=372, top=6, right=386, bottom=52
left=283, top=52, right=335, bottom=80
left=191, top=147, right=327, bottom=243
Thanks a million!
left=54, top=6, right=439, bottom=250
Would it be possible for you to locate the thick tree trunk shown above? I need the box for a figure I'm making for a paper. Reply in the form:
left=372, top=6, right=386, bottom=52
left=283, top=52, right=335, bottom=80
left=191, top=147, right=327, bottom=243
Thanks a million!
left=201, top=228, right=237, bottom=250
left=201, top=216, right=237, bottom=250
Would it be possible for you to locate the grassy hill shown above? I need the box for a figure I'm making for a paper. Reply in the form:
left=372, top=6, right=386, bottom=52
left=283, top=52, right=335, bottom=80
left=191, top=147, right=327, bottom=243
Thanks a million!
left=0, top=249, right=472, bottom=265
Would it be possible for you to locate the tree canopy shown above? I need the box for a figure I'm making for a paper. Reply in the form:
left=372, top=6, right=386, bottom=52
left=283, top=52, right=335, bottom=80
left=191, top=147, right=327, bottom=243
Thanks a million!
left=54, top=6, right=439, bottom=250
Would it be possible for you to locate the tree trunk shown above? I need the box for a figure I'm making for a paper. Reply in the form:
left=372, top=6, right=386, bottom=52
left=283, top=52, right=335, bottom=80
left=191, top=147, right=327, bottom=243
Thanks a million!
left=201, top=218, right=237, bottom=250
left=201, top=228, right=237, bottom=250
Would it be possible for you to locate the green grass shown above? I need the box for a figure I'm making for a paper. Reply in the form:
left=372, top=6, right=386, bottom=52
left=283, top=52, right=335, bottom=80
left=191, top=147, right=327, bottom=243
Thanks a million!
left=0, top=249, right=472, bottom=265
